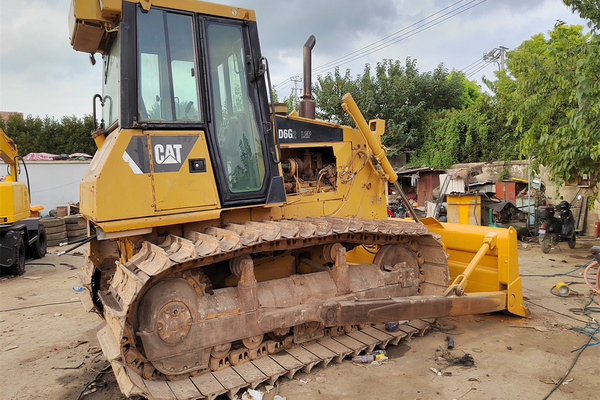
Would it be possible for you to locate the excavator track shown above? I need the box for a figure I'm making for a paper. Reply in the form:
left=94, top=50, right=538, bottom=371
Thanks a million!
left=85, top=216, right=449, bottom=400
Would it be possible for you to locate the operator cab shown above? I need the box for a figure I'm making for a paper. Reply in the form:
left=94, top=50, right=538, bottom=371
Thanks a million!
left=96, top=1, right=284, bottom=207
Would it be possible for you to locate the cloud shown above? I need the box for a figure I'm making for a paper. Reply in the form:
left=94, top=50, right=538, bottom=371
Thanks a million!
left=0, top=0, right=589, bottom=118
left=0, top=0, right=101, bottom=117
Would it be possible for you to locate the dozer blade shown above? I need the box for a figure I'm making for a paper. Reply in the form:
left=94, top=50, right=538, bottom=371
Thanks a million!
left=421, top=217, right=529, bottom=317
left=325, top=291, right=508, bottom=325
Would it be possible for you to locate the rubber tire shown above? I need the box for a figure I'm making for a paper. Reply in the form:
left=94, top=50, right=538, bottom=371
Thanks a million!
left=64, top=216, right=83, bottom=224
left=28, top=224, right=47, bottom=259
left=66, top=222, right=86, bottom=231
left=541, top=233, right=553, bottom=254
left=40, top=217, right=65, bottom=228
left=67, top=228, right=87, bottom=238
left=568, top=234, right=576, bottom=249
left=47, top=231, right=68, bottom=240
left=45, top=225, right=67, bottom=235
left=9, top=235, right=26, bottom=276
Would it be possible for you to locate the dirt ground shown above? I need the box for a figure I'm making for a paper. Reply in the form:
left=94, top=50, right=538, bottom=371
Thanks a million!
left=1, top=237, right=599, bottom=400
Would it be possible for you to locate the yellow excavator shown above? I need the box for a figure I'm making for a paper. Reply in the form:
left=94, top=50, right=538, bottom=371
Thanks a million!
left=69, top=1, right=528, bottom=398
left=0, top=129, right=47, bottom=274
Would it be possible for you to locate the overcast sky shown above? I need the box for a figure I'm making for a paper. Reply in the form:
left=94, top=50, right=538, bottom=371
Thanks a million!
left=0, top=0, right=588, bottom=120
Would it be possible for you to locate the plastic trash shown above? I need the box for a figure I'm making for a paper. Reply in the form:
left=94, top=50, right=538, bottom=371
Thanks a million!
left=72, top=286, right=84, bottom=292
left=241, top=389, right=263, bottom=400
left=352, top=354, right=374, bottom=363
left=352, top=350, right=386, bottom=363
left=385, top=322, right=399, bottom=331
left=385, top=320, right=408, bottom=331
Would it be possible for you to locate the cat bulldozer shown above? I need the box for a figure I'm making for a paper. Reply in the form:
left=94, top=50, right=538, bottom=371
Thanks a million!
left=0, top=129, right=47, bottom=275
left=69, top=1, right=528, bottom=398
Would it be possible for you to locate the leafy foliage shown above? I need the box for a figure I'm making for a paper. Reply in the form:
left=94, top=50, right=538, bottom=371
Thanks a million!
left=313, top=59, right=477, bottom=155
left=414, top=91, right=518, bottom=168
left=0, top=114, right=96, bottom=156
left=310, top=12, right=599, bottom=199
left=508, top=22, right=600, bottom=195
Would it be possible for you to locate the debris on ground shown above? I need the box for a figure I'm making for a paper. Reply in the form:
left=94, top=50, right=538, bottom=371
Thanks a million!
left=435, top=348, right=475, bottom=371
left=239, top=388, right=263, bottom=400
left=352, top=349, right=387, bottom=363
left=264, top=385, right=274, bottom=392
left=52, top=360, right=84, bottom=370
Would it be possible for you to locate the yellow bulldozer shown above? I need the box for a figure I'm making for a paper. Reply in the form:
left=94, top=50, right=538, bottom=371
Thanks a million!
left=69, top=1, right=528, bottom=398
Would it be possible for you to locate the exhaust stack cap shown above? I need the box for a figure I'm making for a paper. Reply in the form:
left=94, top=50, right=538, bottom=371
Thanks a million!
left=299, top=35, right=316, bottom=119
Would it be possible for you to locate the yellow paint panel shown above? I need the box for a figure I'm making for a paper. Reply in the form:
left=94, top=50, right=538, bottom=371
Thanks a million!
left=447, top=194, right=482, bottom=225
left=0, top=182, right=30, bottom=223
left=151, top=131, right=219, bottom=212
left=126, top=0, right=256, bottom=21
left=81, top=128, right=220, bottom=224
left=423, top=218, right=527, bottom=317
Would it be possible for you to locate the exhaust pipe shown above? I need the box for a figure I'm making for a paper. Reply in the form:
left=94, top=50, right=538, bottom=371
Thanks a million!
left=299, top=35, right=316, bottom=119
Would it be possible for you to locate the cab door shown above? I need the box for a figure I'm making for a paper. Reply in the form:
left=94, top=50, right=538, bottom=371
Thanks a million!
left=204, top=19, right=284, bottom=206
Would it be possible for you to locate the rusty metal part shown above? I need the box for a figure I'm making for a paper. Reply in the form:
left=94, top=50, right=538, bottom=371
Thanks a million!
left=242, top=334, right=263, bottom=350
left=90, top=216, right=451, bottom=399
left=209, top=355, right=229, bottom=371
left=322, top=291, right=508, bottom=326
left=210, top=343, right=231, bottom=358
left=294, top=322, right=324, bottom=344
left=228, top=347, right=249, bottom=366
left=299, top=35, right=316, bottom=119
left=156, top=301, right=192, bottom=344
left=272, top=327, right=289, bottom=338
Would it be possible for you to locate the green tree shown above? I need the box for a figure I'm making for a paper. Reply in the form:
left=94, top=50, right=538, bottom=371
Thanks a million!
left=508, top=22, right=600, bottom=196
left=313, top=58, right=478, bottom=155
left=414, top=89, right=518, bottom=168
left=1, top=114, right=96, bottom=156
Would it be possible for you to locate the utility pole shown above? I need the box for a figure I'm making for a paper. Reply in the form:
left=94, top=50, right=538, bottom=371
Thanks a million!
left=483, top=46, right=508, bottom=72
left=290, top=76, right=302, bottom=108
left=499, top=46, right=508, bottom=71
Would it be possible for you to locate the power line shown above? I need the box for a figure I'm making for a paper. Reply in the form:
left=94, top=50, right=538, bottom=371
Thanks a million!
left=312, top=0, right=488, bottom=76
left=311, top=0, right=471, bottom=74
left=275, top=0, right=482, bottom=89
left=275, top=0, right=489, bottom=90
left=460, top=57, right=485, bottom=72
left=461, top=58, right=488, bottom=74
left=465, top=60, right=494, bottom=78
left=321, top=0, right=489, bottom=75
left=289, top=76, right=302, bottom=104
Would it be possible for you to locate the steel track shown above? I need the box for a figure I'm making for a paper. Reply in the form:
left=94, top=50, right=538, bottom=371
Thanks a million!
left=86, top=216, right=449, bottom=399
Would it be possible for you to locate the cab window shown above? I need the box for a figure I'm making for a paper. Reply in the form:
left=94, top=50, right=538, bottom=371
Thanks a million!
left=137, top=8, right=201, bottom=122
left=206, top=22, right=265, bottom=193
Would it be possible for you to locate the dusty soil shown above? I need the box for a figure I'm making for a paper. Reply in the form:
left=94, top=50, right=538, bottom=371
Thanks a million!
left=1, top=238, right=598, bottom=400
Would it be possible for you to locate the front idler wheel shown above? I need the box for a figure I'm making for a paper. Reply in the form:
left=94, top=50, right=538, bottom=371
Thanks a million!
left=136, top=278, right=208, bottom=376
